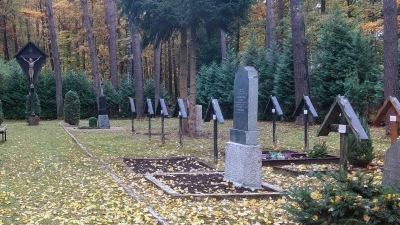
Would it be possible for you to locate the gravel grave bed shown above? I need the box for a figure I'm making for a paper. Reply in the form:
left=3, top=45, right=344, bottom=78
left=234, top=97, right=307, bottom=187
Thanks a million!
left=122, top=157, right=219, bottom=174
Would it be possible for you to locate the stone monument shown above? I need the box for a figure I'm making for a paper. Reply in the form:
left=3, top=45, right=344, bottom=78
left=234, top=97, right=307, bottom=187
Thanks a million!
left=224, top=66, right=262, bottom=189
left=98, top=83, right=110, bottom=129
left=382, top=141, right=400, bottom=191
left=195, top=105, right=202, bottom=135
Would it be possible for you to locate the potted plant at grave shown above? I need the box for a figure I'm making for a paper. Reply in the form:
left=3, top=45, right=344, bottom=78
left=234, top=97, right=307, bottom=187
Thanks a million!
left=307, top=139, right=328, bottom=158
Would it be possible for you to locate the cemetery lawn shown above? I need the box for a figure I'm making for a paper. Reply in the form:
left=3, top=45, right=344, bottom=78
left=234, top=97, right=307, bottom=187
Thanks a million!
left=0, top=119, right=389, bottom=224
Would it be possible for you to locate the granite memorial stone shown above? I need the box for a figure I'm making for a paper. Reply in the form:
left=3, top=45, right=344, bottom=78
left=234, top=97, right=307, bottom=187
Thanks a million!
left=224, top=66, right=262, bottom=189
left=382, top=141, right=400, bottom=191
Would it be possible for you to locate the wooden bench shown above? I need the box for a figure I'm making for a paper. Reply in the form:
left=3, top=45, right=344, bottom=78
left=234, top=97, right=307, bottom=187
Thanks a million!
left=0, top=125, right=7, bottom=142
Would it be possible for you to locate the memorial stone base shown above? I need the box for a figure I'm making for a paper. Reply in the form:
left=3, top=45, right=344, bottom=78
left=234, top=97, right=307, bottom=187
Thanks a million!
left=224, top=142, right=262, bottom=189
left=98, top=115, right=110, bottom=129
left=28, top=116, right=40, bottom=126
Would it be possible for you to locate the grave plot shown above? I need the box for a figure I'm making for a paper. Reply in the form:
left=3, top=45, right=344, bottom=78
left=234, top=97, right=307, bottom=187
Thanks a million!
left=145, top=172, right=284, bottom=198
left=273, top=163, right=382, bottom=176
left=122, top=157, right=218, bottom=174
left=262, top=150, right=340, bottom=167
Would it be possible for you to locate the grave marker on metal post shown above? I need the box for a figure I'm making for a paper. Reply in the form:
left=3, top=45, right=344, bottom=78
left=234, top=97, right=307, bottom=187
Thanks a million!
left=204, top=99, right=225, bottom=163
left=129, top=97, right=136, bottom=132
left=173, top=98, right=188, bottom=148
left=156, top=99, right=169, bottom=144
left=144, top=99, right=154, bottom=140
left=372, top=96, right=400, bottom=145
left=263, top=96, right=283, bottom=147
left=293, top=96, right=318, bottom=151
left=317, top=95, right=368, bottom=173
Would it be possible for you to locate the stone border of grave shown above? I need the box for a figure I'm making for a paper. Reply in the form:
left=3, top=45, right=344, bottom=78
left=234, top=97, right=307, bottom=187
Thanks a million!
left=144, top=172, right=285, bottom=199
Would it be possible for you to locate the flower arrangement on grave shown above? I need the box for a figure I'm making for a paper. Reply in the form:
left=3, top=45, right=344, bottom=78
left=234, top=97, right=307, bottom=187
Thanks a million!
left=307, top=139, right=328, bottom=158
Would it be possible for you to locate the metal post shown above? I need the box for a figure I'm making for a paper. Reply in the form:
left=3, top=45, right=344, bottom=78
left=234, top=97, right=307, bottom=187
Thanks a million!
left=148, top=115, right=151, bottom=141
left=131, top=112, right=135, bottom=132
left=161, top=110, right=165, bottom=144
left=179, top=112, right=183, bottom=148
left=213, top=115, right=218, bottom=163
left=339, top=114, right=348, bottom=174
left=272, top=108, right=277, bottom=147
left=304, top=109, right=308, bottom=151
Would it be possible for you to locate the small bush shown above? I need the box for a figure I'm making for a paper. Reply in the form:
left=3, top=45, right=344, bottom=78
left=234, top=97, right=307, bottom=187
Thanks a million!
left=285, top=171, right=400, bottom=225
left=307, top=139, right=328, bottom=158
left=64, top=90, right=80, bottom=125
left=348, top=116, right=374, bottom=167
left=88, top=117, right=97, bottom=128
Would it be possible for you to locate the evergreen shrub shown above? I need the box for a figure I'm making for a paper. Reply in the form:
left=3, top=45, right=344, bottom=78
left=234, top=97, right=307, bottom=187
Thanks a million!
left=143, top=78, right=172, bottom=106
left=117, top=75, right=135, bottom=118
left=88, top=117, right=97, bottom=128
left=64, top=90, right=80, bottom=125
left=348, top=116, right=375, bottom=167
left=285, top=172, right=400, bottom=225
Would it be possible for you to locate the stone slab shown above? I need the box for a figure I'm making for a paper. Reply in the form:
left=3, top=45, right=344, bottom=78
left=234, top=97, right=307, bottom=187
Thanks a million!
left=98, top=115, right=110, bottom=129
left=224, top=142, right=262, bottom=189
left=28, top=116, right=40, bottom=126
left=196, top=105, right=202, bottom=135
left=382, top=141, right=400, bottom=190
left=230, top=129, right=258, bottom=145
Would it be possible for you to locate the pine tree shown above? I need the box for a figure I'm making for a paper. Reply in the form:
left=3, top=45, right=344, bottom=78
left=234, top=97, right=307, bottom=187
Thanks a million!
left=348, top=116, right=374, bottom=167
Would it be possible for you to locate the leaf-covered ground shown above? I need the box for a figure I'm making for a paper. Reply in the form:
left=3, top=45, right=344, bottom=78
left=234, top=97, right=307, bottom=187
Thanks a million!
left=0, top=119, right=390, bottom=224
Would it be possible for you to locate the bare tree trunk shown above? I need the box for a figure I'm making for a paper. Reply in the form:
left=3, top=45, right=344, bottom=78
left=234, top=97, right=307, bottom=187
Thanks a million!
left=383, top=0, right=399, bottom=99
left=290, top=0, right=310, bottom=125
left=132, top=21, right=144, bottom=117
left=26, top=18, right=31, bottom=41
left=321, top=0, right=326, bottom=13
left=13, top=23, right=18, bottom=54
left=126, top=21, right=133, bottom=82
left=103, top=0, right=118, bottom=90
left=179, top=27, right=189, bottom=134
left=277, top=0, right=284, bottom=46
left=2, top=15, right=9, bottom=60
left=168, top=39, right=173, bottom=97
left=81, top=0, right=100, bottom=108
left=188, top=26, right=197, bottom=137
left=265, top=0, right=276, bottom=49
left=154, top=35, right=161, bottom=108
left=220, top=30, right=227, bottom=64
left=45, top=0, right=63, bottom=119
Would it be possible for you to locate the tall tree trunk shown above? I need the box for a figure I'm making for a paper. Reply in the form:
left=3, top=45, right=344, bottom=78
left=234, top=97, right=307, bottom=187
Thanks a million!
left=290, top=0, right=310, bottom=125
left=154, top=35, right=161, bottom=108
left=179, top=27, right=189, bottom=134
left=265, top=0, right=276, bottom=49
left=321, top=0, right=326, bottom=13
left=26, top=18, right=31, bottom=41
left=13, top=23, right=18, bottom=54
left=188, top=26, right=197, bottom=137
left=126, top=21, right=133, bottom=82
left=132, top=21, right=144, bottom=117
left=235, top=20, right=240, bottom=56
left=81, top=0, right=100, bottom=107
left=277, top=0, right=284, bottom=46
left=103, top=0, right=118, bottom=90
left=45, top=0, right=63, bottom=119
left=383, top=0, right=399, bottom=99
left=2, top=15, right=9, bottom=60
left=168, top=39, right=173, bottom=97
left=221, top=30, right=227, bottom=64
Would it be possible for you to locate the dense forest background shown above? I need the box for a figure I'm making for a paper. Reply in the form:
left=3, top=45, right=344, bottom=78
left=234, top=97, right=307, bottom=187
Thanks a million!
left=0, top=0, right=399, bottom=135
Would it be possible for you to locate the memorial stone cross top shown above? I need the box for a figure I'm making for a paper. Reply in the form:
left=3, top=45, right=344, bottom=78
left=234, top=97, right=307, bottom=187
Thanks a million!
left=15, top=41, right=47, bottom=87
left=224, top=66, right=262, bottom=189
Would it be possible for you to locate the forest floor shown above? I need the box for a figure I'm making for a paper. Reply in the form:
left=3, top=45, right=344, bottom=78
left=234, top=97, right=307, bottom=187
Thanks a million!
left=0, top=118, right=389, bottom=224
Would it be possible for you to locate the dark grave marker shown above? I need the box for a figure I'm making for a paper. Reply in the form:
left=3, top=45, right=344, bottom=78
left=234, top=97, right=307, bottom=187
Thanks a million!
left=382, top=141, right=400, bottom=191
left=263, top=96, right=283, bottom=147
left=156, top=99, right=169, bottom=144
left=372, top=96, right=400, bottom=145
left=98, top=83, right=110, bottom=129
left=173, top=98, right=188, bottom=148
left=293, top=96, right=318, bottom=151
left=317, top=95, right=368, bottom=173
left=145, top=99, right=154, bottom=140
left=204, top=99, right=225, bottom=163
left=129, top=97, right=136, bottom=132
left=14, top=41, right=48, bottom=125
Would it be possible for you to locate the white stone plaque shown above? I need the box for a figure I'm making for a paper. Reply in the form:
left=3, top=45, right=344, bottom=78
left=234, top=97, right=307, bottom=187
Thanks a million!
left=390, top=116, right=396, bottom=122
left=338, top=125, right=346, bottom=134
left=304, top=110, right=308, bottom=115
left=272, top=108, right=276, bottom=113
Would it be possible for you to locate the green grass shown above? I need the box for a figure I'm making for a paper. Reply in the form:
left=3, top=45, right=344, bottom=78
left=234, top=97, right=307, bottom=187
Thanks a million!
left=0, top=119, right=390, bottom=224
